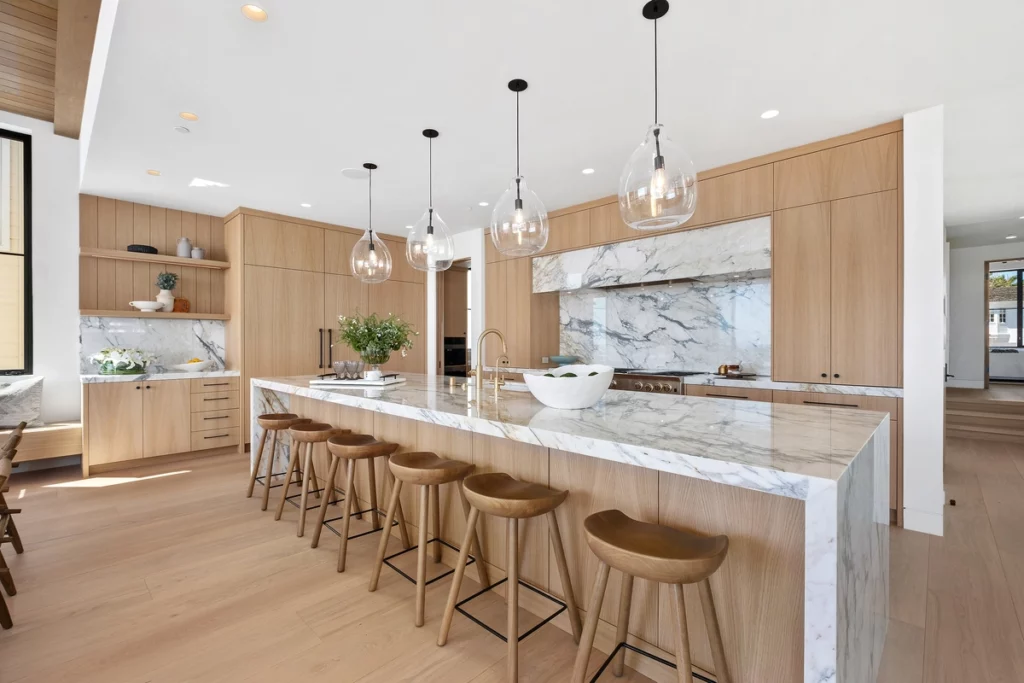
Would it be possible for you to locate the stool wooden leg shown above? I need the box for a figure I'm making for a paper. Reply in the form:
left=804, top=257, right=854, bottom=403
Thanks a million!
left=393, top=470, right=412, bottom=549
left=274, top=440, right=301, bottom=521
left=309, top=457, right=321, bottom=499
left=571, top=560, right=610, bottom=683
left=297, top=442, right=314, bottom=537
left=458, top=480, right=489, bottom=587
left=367, top=457, right=380, bottom=530
left=247, top=427, right=267, bottom=497
left=547, top=510, right=583, bottom=643
left=0, top=553, right=14, bottom=596
left=337, top=459, right=357, bottom=573
left=0, top=590, right=10, bottom=629
left=416, top=485, right=430, bottom=627
left=699, top=579, right=731, bottom=683
left=311, top=455, right=340, bottom=549
left=613, top=573, right=635, bottom=677
left=430, top=484, right=442, bottom=563
left=261, top=429, right=278, bottom=511
left=670, top=584, right=693, bottom=683
left=507, top=517, right=520, bottom=682
left=369, top=478, right=403, bottom=592
left=438, top=506, right=479, bottom=646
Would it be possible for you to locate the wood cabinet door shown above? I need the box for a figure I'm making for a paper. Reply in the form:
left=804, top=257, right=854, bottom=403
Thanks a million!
left=830, top=191, right=899, bottom=387
left=142, top=380, right=191, bottom=457
left=544, top=211, right=590, bottom=254
left=380, top=237, right=426, bottom=285
left=771, top=203, right=832, bottom=383
left=687, top=165, right=774, bottom=228
left=243, top=216, right=324, bottom=272
left=367, top=279, right=426, bottom=374
left=588, top=202, right=635, bottom=245
left=325, top=273, right=369, bottom=364
left=244, top=265, right=326, bottom=379
left=505, top=257, right=532, bottom=368
left=324, top=230, right=360, bottom=275
left=483, top=260, right=507, bottom=366
left=87, top=383, right=143, bottom=465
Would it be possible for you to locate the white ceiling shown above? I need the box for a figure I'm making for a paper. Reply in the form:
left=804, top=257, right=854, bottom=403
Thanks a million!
left=82, top=0, right=1001, bottom=238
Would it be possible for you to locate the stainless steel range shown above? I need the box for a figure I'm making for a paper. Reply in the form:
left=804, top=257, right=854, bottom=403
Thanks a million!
left=610, top=369, right=704, bottom=394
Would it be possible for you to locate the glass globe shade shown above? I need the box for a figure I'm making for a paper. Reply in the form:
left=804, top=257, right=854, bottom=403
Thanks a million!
left=618, top=123, right=698, bottom=231
left=490, top=176, right=548, bottom=257
left=350, top=230, right=392, bottom=284
left=406, top=208, right=454, bottom=272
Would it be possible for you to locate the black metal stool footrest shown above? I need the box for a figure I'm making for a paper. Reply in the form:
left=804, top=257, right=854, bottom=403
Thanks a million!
left=382, top=538, right=475, bottom=586
left=320, top=507, right=398, bottom=540
left=284, top=486, right=345, bottom=511
left=589, top=642, right=714, bottom=683
left=455, top=577, right=567, bottom=644
left=254, top=471, right=290, bottom=491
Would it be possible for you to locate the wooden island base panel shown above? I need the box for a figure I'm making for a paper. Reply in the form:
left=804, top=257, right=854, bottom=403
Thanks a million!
left=252, top=375, right=890, bottom=683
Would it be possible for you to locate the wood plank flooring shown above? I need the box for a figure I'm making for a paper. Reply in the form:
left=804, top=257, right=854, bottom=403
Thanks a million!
left=1, top=437, right=1023, bottom=682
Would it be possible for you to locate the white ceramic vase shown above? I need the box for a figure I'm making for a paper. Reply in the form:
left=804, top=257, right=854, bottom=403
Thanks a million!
left=156, top=289, right=174, bottom=312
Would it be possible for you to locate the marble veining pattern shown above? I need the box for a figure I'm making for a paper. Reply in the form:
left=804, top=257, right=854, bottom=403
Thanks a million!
left=79, top=316, right=226, bottom=374
left=251, top=385, right=293, bottom=476
left=560, top=276, right=771, bottom=374
left=81, top=370, right=239, bottom=384
left=532, top=216, right=771, bottom=293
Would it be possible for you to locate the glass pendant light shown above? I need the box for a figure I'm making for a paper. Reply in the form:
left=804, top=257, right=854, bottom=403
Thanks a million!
left=618, top=0, right=698, bottom=231
left=406, top=129, right=454, bottom=272
left=491, top=79, right=548, bottom=257
left=350, top=162, right=392, bottom=284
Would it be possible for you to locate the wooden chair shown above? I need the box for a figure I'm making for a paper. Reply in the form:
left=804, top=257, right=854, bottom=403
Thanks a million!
left=274, top=423, right=347, bottom=536
left=0, top=422, right=25, bottom=456
left=247, top=413, right=311, bottom=511
left=368, top=451, right=490, bottom=627
left=0, top=425, right=25, bottom=555
left=438, top=472, right=582, bottom=682
left=570, top=510, right=731, bottom=683
left=0, top=457, right=19, bottom=629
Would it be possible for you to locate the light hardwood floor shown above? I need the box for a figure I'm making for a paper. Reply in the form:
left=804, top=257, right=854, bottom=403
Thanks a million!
left=1, top=437, right=1022, bottom=682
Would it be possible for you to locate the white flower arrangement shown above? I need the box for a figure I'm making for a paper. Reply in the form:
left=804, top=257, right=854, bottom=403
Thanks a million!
left=89, top=347, right=157, bottom=375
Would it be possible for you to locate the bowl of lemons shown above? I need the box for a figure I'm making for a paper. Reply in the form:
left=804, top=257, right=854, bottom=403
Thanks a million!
left=523, top=364, right=614, bottom=410
left=169, top=358, right=214, bottom=372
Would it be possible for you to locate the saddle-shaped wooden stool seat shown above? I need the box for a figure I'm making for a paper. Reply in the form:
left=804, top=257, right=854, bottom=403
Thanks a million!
left=462, top=472, right=569, bottom=519
left=275, top=422, right=346, bottom=537
left=571, top=510, right=732, bottom=683
left=248, top=413, right=311, bottom=510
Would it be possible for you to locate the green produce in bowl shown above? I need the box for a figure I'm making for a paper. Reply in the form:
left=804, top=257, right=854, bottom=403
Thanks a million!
left=544, top=373, right=555, bottom=377
left=588, top=371, right=598, bottom=376
left=561, top=372, right=578, bottom=378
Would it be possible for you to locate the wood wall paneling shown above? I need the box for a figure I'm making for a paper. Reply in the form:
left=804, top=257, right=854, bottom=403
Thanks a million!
left=53, top=0, right=100, bottom=138
left=0, top=0, right=56, bottom=121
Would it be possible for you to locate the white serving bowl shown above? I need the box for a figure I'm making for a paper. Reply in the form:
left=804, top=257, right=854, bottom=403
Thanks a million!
left=523, top=364, right=614, bottom=410
left=129, top=301, right=163, bottom=313
left=169, top=360, right=214, bottom=372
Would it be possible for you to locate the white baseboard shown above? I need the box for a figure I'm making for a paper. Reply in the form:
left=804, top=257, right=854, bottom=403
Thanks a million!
left=903, top=507, right=943, bottom=536
left=945, top=379, right=984, bottom=389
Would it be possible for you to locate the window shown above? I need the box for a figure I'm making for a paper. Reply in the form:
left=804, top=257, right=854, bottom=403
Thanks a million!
left=989, top=269, right=1022, bottom=349
left=0, top=129, right=31, bottom=375
left=992, top=311, right=1008, bottom=324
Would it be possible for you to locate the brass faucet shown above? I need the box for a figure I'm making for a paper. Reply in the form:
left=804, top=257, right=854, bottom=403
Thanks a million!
left=471, top=328, right=508, bottom=398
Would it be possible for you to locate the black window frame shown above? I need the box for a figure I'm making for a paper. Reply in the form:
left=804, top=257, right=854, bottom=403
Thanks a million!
left=989, top=268, right=1023, bottom=350
left=0, top=127, right=32, bottom=376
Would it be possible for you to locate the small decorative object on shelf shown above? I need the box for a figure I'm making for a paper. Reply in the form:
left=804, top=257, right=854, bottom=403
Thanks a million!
left=89, top=347, right=156, bottom=375
left=176, top=237, right=192, bottom=258
left=127, top=244, right=158, bottom=254
left=155, top=271, right=178, bottom=311
left=338, top=312, right=417, bottom=380
left=191, top=247, right=205, bottom=259
left=173, top=298, right=190, bottom=313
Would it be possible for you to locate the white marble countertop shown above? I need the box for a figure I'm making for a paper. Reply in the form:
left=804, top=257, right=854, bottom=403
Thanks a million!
left=252, top=374, right=888, bottom=500
left=81, top=369, right=239, bottom=384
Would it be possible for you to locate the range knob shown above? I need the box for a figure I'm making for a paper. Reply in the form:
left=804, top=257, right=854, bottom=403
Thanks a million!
left=643, top=383, right=655, bottom=392
left=659, top=383, right=672, bottom=392
left=634, top=381, right=644, bottom=390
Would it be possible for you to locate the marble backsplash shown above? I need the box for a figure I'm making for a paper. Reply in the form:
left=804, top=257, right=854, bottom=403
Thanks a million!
left=560, top=275, right=771, bottom=373
left=79, top=316, right=226, bottom=374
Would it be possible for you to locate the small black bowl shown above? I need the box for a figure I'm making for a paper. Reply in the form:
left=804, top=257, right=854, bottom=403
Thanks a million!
left=127, top=244, right=158, bottom=254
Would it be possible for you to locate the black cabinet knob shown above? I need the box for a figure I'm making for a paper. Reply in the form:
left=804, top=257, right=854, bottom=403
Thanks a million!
left=833, top=373, right=840, bottom=379
left=135, top=386, right=140, bottom=390
left=146, top=385, right=151, bottom=389
left=820, top=373, right=827, bottom=378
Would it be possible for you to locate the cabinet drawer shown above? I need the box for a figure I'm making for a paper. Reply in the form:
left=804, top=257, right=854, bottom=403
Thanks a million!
left=190, top=377, right=239, bottom=394
left=191, top=408, right=240, bottom=432
left=686, top=385, right=773, bottom=402
left=191, top=390, right=239, bottom=412
left=191, top=427, right=240, bottom=451
left=772, top=390, right=898, bottom=417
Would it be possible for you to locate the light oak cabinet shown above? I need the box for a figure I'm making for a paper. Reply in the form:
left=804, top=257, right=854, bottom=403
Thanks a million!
left=771, top=191, right=898, bottom=387
left=85, top=383, right=144, bottom=467
left=483, top=257, right=559, bottom=369
left=325, top=273, right=369, bottom=364
left=243, top=265, right=326, bottom=379
left=773, top=133, right=898, bottom=210
left=543, top=210, right=591, bottom=254
left=682, top=164, right=774, bottom=229
left=588, top=202, right=635, bottom=244
left=368, top=278, right=426, bottom=374
left=685, top=385, right=773, bottom=402
left=243, top=215, right=325, bottom=272
left=142, top=380, right=191, bottom=457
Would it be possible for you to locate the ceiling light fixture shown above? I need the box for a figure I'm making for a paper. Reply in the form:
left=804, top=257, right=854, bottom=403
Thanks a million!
left=146, top=169, right=161, bottom=176
left=189, top=177, right=229, bottom=188
left=350, top=163, right=391, bottom=284
left=300, top=203, right=311, bottom=208
left=582, top=168, right=595, bottom=175
left=179, top=112, right=199, bottom=122
left=1007, top=235, right=1018, bottom=240
left=761, top=109, right=780, bottom=119
left=478, top=201, right=489, bottom=207
left=241, top=4, right=268, bottom=22
left=491, top=79, right=548, bottom=257
left=619, top=1, right=697, bottom=231
left=407, top=129, right=455, bottom=272
left=174, top=125, right=190, bottom=134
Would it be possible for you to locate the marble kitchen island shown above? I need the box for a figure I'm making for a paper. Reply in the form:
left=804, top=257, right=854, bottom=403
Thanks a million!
left=252, top=375, right=888, bottom=683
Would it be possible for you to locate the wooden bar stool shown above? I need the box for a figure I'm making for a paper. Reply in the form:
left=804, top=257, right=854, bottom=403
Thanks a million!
left=368, top=451, right=490, bottom=627
left=570, top=510, right=731, bottom=683
left=0, top=457, right=18, bottom=629
left=247, top=413, right=311, bottom=511
left=0, top=427, right=25, bottom=555
left=438, top=472, right=583, bottom=682
left=312, top=433, right=411, bottom=573
left=275, top=422, right=345, bottom=536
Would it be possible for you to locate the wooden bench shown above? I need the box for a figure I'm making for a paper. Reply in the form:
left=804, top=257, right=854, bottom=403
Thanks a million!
left=0, top=423, right=82, bottom=463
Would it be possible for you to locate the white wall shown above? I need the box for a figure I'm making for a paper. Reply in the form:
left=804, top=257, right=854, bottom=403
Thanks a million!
left=902, top=105, right=946, bottom=536
left=0, top=113, right=81, bottom=423
left=425, top=229, right=485, bottom=377
left=947, top=242, right=1024, bottom=388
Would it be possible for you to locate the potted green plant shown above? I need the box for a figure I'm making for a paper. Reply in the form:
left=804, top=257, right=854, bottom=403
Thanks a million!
left=338, top=312, right=417, bottom=379
left=89, top=347, right=157, bottom=375
left=155, top=271, right=178, bottom=311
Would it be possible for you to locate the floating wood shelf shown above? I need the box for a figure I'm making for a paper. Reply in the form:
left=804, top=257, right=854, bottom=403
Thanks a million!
left=80, top=247, right=230, bottom=270
left=80, top=310, right=231, bottom=321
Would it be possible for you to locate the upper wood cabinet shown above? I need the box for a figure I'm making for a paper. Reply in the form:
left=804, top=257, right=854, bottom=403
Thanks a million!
left=142, top=380, right=191, bottom=457
left=368, top=279, right=426, bottom=374
left=244, top=265, right=326, bottom=379
left=505, top=257, right=532, bottom=368
left=543, top=211, right=591, bottom=254
left=484, top=260, right=507, bottom=366
left=324, top=273, right=369, bottom=364
left=324, top=229, right=360, bottom=276
left=243, top=216, right=325, bottom=272
left=686, top=164, right=774, bottom=228
left=380, top=236, right=426, bottom=285
left=589, top=202, right=634, bottom=244
left=482, top=257, right=559, bottom=369
left=484, top=232, right=506, bottom=264
left=773, top=134, right=898, bottom=210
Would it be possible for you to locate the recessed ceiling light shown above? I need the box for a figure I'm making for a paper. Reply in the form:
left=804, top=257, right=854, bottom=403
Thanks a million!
left=189, top=177, right=230, bottom=188
left=179, top=112, right=198, bottom=122
left=405, top=225, right=414, bottom=229
left=174, top=125, right=190, bottom=134
left=761, top=109, right=780, bottom=119
left=241, top=4, right=268, bottom=22
left=146, top=169, right=160, bottom=176
left=1007, top=235, right=1018, bottom=240
left=581, top=168, right=595, bottom=175
left=341, top=167, right=369, bottom=180
left=300, top=203, right=311, bottom=208
left=478, top=201, right=489, bottom=207
left=1019, top=216, right=1024, bottom=220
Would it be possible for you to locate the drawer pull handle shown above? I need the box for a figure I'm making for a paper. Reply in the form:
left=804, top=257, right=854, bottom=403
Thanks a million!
left=204, top=415, right=230, bottom=420
left=803, top=400, right=857, bottom=408
left=205, top=434, right=230, bottom=439
left=707, top=393, right=748, bottom=400
left=205, top=397, right=230, bottom=401
left=204, top=382, right=230, bottom=387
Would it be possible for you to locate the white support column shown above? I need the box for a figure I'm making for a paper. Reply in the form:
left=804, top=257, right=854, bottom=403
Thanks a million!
left=902, top=105, right=946, bottom=535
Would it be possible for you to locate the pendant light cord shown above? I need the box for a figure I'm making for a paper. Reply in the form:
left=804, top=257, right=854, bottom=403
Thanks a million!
left=654, top=17, right=659, bottom=123
left=427, top=137, right=434, bottom=232
left=516, top=90, right=521, bottom=178
left=367, top=168, right=374, bottom=249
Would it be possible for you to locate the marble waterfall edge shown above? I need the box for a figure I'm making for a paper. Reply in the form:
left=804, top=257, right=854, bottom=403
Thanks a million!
left=79, top=316, right=226, bottom=373
left=251, top=385, right=293, bottom=477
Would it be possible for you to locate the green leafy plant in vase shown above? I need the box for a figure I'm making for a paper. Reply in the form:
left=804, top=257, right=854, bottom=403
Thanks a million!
left=155, top=271, right=178, bottom=312
left=338, top=312, right=417, bottom=380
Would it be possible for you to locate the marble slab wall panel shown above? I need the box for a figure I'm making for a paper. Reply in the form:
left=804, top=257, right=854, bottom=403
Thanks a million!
left=560, top=276, right=771, bottom=373
left=533, top=216, right=771, bottom=293
left=79, top=317, right=226, bottom=373
left=252, top=386, right=293, bottom=476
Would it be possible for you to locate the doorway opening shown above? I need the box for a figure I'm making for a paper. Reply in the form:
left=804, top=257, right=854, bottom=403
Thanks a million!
left=986, top=259, right=1024, bottom=385
left=437, top=259, right=471, bottom=377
